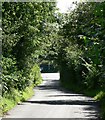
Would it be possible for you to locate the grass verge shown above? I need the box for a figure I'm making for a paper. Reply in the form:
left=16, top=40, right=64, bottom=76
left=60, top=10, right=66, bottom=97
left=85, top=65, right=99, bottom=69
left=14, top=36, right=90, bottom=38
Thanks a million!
left=0, top=85, right=34, bottom=117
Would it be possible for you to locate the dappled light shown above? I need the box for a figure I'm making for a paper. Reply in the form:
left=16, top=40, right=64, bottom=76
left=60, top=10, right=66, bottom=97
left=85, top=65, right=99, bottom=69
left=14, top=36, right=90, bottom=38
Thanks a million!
left=4, top=73, right=100, bottom=118
left=1, top=1, right=105, bottom=119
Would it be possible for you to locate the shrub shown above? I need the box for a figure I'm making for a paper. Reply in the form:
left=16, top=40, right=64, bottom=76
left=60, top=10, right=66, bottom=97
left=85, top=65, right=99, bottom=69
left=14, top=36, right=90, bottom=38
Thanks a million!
left=29, top=64, right=42, bottom=86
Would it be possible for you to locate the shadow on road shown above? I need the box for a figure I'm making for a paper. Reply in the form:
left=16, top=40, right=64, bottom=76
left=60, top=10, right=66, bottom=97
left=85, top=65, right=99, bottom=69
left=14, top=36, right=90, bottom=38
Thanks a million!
left=24, top=99, right=98, bottom=106
left=4, top=73, right=101, bottom=119
left=22, top=75, right=100, bottom=119
left=24, top=78, right=99, bottom=106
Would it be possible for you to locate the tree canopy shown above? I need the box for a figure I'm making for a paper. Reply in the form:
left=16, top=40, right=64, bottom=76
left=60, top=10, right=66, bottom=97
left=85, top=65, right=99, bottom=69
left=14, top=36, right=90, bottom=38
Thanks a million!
left=1, top=1, right=105, bottom=118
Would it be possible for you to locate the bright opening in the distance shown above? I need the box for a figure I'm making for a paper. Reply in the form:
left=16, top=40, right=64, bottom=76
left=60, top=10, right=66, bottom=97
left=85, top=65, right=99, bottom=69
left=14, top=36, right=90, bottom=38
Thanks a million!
left=56, top=0, right=81, bottom=13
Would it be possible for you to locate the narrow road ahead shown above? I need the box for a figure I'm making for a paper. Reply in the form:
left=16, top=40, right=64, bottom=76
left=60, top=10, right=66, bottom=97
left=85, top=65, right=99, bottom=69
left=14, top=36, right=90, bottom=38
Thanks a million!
left=3, top=73, right=100, bottom=119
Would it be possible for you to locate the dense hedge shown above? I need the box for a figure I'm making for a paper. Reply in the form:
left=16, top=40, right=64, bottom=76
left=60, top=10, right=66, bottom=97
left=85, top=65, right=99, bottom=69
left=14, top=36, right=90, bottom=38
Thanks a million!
left=1, top=2, right=56, bottom=116
left=58, top=2, right=105, bottom=118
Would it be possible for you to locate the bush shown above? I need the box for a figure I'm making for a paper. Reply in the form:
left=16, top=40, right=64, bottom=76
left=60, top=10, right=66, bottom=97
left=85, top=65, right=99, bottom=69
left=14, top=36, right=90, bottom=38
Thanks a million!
left=94, top=91, right=105, bottom=119
left=0, top=85, right=34, bottom=116
left=29, top=64, right=42, bottom=86
left=1, top=56, right=42, bottom=116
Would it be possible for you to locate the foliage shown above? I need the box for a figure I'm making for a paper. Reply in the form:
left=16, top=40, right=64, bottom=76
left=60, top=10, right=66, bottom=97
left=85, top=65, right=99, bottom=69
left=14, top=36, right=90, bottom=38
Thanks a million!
left=2, top=2, right=56, bottom=92
left=59, top=2, right=105, bottom=89
left=2, top=2, right=56, bottom=115
left=94, top=91, right=105, bottom=119
left=0, top=85, right=34, bottom=116
left=57, top=2, right=105, bottom=119
left=2, top=1, right=105, bottom=119
left=30, top=64, right=42, bottom=86
left=2, top=2, right=56, bottom=69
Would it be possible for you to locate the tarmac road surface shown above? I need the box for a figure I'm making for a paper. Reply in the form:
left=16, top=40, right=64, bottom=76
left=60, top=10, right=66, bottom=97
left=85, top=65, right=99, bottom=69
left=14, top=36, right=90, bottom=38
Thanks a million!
left=3, top=73, right=100, bottom=119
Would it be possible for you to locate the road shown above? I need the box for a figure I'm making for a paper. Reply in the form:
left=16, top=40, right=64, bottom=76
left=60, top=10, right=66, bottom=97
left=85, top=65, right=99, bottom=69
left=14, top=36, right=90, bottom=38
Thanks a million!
left=3, top=73, right=100, bottom=119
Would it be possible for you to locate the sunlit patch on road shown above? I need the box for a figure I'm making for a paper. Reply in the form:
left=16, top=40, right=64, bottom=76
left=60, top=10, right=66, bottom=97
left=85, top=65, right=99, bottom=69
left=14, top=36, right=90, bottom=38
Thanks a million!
left=41, top=73, right=60, bottom=80
left=4, top=73, right=100, bottom=118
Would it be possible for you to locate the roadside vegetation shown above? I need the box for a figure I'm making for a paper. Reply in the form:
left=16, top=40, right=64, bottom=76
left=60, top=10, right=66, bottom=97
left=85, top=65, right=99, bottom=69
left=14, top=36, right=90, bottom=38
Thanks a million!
left=1, top=1, right=105, bottom=119
left=1, top=2, right=56, bottom=116
left=57, top=2, right=105, bottom=119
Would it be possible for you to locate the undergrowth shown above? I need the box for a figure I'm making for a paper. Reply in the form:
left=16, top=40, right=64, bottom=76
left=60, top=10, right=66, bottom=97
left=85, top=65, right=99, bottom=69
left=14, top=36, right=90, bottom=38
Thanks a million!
left=0, top=85, right=34, bottom=116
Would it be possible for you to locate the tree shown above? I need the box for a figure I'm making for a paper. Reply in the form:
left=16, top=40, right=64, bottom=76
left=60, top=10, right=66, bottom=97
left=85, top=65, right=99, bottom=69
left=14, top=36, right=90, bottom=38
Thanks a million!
left=58, top=2, right=105, bottom=89
left=2, top=2, right=57, bottom=94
